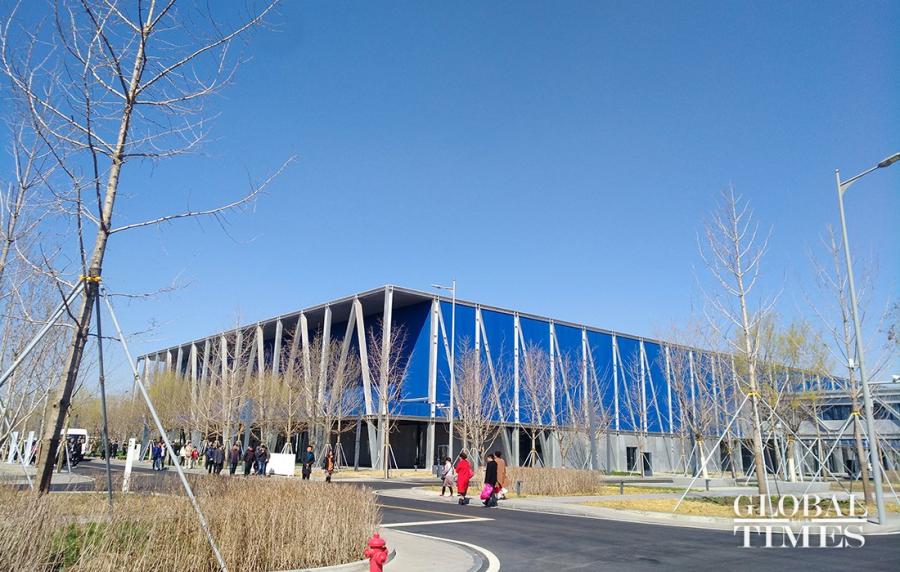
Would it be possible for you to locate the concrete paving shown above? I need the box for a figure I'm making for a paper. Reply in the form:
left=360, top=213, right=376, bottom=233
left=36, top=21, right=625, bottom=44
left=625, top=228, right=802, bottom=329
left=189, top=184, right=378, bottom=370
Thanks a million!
left=380, top=528, right=483, bottom=572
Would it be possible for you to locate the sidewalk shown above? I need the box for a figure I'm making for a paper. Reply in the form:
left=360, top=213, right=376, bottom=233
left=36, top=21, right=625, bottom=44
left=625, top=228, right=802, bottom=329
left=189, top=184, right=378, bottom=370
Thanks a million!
left=0, top=460, right=93, bottom=487
left=380, top=528, right=485, bottom=572
left=377, top=484, right=900, bottom=535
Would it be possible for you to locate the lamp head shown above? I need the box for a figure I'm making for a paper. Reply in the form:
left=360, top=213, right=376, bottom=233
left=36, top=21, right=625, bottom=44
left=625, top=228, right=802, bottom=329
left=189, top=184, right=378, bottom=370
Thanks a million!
left=877, top=152, right=900, bottom=169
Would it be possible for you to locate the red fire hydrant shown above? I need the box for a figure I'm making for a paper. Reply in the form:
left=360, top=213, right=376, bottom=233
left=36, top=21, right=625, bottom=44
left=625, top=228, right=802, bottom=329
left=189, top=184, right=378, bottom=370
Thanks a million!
left=364, top=532, right=388, bottom=572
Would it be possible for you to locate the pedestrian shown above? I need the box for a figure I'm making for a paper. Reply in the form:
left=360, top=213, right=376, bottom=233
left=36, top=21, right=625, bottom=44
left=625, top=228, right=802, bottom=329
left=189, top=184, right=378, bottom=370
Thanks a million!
left=323, top=450, right=335, bottom=483
left=229, top=442, right=241, bottom=475
left=205, top=443, right=216, bottom=474
left=180, top=442, right=189, bottom=466
left=152, top=441, right=164, bottom=471
left=482, top=453, right=498, bottom=507
left=213, top=442, right=225, bottom=475
left=494, top=451, right=508, bottom=500
left=455, top=452, right=473, bottom=505
left=190, top=445, right=199, bottom=469
left=183, top=441, right=194, bottom=468
left=256, top=444, right=270, bottom=476
left=440, top=456, right=455, bottom=497
left=243, top=446, right=255, bottom=476
left=301, top=445, right=315, bottom=480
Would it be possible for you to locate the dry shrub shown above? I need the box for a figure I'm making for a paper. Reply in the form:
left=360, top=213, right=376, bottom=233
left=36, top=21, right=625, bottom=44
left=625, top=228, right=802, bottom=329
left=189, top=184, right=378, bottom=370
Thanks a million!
left=0, top=477, right=379, bottom=571
left=506, top=467, right=607, bottom=496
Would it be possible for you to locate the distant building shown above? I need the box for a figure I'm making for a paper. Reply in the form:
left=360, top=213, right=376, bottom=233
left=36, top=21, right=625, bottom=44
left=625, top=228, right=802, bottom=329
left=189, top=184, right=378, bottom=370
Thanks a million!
left=143, top=285, right=899, bottom=475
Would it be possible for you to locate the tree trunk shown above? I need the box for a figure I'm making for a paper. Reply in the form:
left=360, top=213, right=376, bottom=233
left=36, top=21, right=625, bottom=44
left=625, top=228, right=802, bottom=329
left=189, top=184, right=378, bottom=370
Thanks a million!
left=35, top=27, right=146, bottom=493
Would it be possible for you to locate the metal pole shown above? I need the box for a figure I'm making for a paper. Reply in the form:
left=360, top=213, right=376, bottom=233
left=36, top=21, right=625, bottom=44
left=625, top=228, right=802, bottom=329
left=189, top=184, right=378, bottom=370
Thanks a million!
left=103, top=291, right=229, bottom=571
left=836, top=169, right=886, bottom=524
left=93, top=289, right=114, bottom=512
left=449, top=279, right=456, bottom=460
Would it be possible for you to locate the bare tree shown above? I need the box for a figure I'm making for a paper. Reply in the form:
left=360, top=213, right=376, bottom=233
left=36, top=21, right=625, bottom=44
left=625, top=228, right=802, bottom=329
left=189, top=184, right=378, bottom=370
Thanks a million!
left=698, top=187, right=774, bottom=496
left=519, top=343, right=552, bottom=467
left=808, top=226, right=896, bottom=500
left=0, top=0, right=287, bottom=492
left=620, top=351, right=648, bottom=475
left=553, top=352, right=585, bottom=468
left=318, top=335, right=362, bottom=464
left=366, top=321, right=410, bottom=473
left=451, top=340, right=506, bottom=469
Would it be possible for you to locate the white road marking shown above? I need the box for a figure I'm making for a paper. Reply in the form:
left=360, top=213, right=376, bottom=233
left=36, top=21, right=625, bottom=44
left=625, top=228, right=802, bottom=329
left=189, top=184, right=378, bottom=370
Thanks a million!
left=382, top=517, right=493, bottom=528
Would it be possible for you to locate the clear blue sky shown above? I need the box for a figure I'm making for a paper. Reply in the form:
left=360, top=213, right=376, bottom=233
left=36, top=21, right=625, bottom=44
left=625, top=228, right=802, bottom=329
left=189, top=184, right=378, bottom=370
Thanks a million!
left=98, top=1, right=897, bottom=390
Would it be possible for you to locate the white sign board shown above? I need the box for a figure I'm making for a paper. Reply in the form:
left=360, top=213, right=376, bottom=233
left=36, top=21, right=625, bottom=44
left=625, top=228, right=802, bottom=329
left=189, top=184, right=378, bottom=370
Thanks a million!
left=122, top=438, right=138, bottom=492
left=268, top=453, right=296, bottom=477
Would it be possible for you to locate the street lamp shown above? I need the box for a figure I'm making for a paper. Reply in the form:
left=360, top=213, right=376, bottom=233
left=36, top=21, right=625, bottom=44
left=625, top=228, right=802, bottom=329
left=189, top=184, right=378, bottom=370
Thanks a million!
left=835, top=151, right=898, bottom=525
left=432, top=280, right=456, bottom=459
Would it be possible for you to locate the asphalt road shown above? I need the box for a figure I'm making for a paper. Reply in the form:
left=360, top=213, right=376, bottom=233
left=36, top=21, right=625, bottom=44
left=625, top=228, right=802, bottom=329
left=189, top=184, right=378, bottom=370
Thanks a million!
left=65, top=462, right=899, bottom=571
left=372, top=481, right=899, bottom=572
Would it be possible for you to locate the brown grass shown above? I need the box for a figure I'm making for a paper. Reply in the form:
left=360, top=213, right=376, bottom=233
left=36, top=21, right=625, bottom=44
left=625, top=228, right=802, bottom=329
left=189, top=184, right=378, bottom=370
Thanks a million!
left=583, top=497, right=900, bottom=518
left=504, top=467, right=679, bottom=497
left=0, top=475, right=379, bottom=571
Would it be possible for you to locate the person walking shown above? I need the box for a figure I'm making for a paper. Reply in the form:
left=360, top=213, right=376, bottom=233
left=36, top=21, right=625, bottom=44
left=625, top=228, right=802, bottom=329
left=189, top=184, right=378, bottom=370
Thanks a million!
left=455, top=452, right=473, bottom=505
left=182, top=442, right=194, bottom=469
left=243, top=445, right=255, bottom=476
left=213, top=442, right=225, bottom=475
left=482, top=453, right=498, bottom=507
left=205, top=443, right=216, bottom=474
left=494, top=451, right=508, bottom=500
left=190, top=445, right=199, bottom=469
left=229, top=443, right=241, bottom=475
left=440, top=456, right=455, bottom=497
left=301, top=445, right=315, bottom=480
left=256, top=444, right=270, bottom=477
left=323, top=450, right=335, bottom=483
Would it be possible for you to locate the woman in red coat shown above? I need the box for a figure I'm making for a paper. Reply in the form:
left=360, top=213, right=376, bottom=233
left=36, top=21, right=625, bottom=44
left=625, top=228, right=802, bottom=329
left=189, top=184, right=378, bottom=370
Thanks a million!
left=455, top=452, right=473, bottom=505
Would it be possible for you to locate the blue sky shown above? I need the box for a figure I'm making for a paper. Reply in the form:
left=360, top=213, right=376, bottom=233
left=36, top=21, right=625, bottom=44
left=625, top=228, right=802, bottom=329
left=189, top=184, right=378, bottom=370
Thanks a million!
left=86, top=1, right=898, bottom=389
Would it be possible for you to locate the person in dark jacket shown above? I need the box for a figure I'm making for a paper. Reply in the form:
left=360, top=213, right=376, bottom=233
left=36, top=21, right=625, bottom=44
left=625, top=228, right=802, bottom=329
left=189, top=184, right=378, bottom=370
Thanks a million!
left=483, top=454, right=498, bottom=507
left=301, top=445, right=315, bottom=480
left=205, top=442, right=216, bottom=474
left=213, top=443, right=225, bottom=475
left=228, top=443, right=241, bottom=475
left=255, top=444, right=270, bottom=476
left=243, top=446, right=255, bottom=476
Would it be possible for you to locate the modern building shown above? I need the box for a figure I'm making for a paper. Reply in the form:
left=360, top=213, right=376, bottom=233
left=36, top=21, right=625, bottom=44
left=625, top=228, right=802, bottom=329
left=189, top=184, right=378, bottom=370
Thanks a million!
left=142, top=285, right=899, bottom=475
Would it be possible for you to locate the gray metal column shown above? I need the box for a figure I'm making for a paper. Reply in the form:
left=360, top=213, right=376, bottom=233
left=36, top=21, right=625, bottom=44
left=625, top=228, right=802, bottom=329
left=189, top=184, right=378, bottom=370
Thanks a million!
left=512, top=313, right=521, bottom=467
left=426, top=299, right=439, bottom=468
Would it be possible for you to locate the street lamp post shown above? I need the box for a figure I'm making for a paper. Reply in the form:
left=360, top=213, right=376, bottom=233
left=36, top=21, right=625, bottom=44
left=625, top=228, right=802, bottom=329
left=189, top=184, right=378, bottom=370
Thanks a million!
left=835, top=151, right=899, bottom=525
left=432, top=280, right=456, bottom=459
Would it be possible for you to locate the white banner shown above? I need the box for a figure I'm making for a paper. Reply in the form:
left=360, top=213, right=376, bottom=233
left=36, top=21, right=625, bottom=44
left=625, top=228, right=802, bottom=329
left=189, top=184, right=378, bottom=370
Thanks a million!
left=268, top=452, right=296, bottom=477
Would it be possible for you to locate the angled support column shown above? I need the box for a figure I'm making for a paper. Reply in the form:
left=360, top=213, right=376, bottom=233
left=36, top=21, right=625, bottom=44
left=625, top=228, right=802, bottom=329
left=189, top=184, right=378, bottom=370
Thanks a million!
left=477, top=308, right=511, bottom=461
left=300, top=313, right=312, bottom=421
left=272, top=319, right=283, bottom=375
left=378, top=287, right=394, bottom=470
left=316, top=306, right=332, bottom=446
left=353, top=298, right=378, bottom=465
